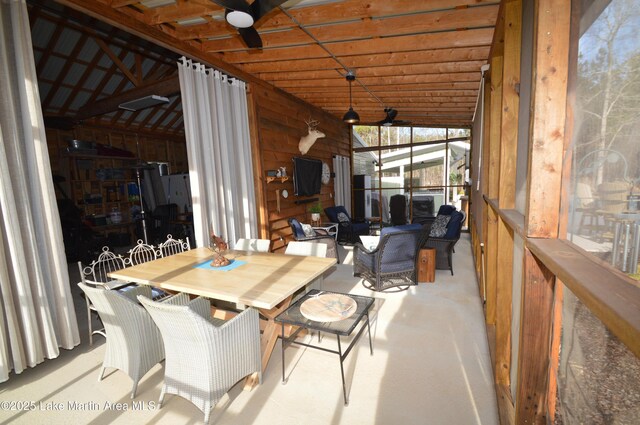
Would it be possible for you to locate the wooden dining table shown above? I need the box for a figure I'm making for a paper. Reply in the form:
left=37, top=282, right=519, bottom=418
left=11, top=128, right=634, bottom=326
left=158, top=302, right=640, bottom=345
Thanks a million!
left=108, top=247, right=337, bottom=388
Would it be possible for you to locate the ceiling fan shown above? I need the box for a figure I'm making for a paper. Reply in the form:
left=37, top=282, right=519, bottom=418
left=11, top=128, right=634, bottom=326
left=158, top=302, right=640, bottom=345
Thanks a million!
left=376, top=108, right=412, bottom=126
left=212, top=0, right=288, bottom=48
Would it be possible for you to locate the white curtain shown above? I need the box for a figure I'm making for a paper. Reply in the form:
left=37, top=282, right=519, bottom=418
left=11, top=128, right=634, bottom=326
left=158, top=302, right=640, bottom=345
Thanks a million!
left=333, top=155, right=352, bottom=214
left=178, top=57, right=257, bottom=248
left=0, top=0, right=80, bottom=383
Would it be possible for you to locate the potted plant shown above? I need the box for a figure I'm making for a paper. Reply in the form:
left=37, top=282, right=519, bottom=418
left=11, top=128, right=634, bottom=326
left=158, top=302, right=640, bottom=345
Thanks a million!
left=309, top=201, right=323, bottom=225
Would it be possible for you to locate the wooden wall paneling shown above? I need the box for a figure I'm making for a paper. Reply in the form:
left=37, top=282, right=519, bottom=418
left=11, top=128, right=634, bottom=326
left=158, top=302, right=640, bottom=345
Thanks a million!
left=547, top=278, right=564, bottom=420
left=251, top=84, right=350, bottom=250
left=525, top=0, right=571, bottom=238
left=515, top=248, right=555, bottom=424
left=495, top=0, right=522, bottom=390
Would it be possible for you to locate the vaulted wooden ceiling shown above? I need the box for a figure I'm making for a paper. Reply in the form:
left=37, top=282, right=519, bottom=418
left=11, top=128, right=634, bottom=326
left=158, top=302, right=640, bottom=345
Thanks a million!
left=53, top=0, right=499, bottom=128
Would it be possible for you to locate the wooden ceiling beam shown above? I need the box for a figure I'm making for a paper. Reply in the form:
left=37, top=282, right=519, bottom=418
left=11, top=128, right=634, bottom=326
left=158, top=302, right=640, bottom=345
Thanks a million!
left=95, top=38, right=141, bottom=86
left=75, top=75, right=180, bottom=120
left=143, top=0, right=223, bottom=25
left=259, top=61, right=485, bottom=82
left=35, top=23, right=64, bottom=77
left=111, top=0, right=140, bottom=7
left=272, top=72, right=480, bottom=88
left=240, top=47, right=491, bottom=73
left=174, top=0, right=500, bottom=40
left=294, top=90, right=478, bottom=99
left=284, top=82, right=480, bottom=93
left=34, top=4, right=176, bottom=66
left=220, top=28, right=494, bottom=63
left=55, top=0, right=261, bottom=86
left=201, top=6, right=498, bottom=52
left=150, top=96, right=181, bottom=131
left=41, top=32, right=89, bottom=108
left=307, top=97, right=479, bottom=105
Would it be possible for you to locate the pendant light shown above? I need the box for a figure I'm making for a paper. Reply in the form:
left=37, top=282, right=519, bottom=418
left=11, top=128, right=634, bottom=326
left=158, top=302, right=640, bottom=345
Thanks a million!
left=342, top=71, right=360, bottom=124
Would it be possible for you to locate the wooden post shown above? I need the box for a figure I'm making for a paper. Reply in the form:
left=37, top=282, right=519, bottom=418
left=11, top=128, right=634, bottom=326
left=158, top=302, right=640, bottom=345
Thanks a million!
left=516, top=248, right=555, bottom=424
left=418, top=248, right=436, bottom=283
left=495, top=0, right=522, bottom=388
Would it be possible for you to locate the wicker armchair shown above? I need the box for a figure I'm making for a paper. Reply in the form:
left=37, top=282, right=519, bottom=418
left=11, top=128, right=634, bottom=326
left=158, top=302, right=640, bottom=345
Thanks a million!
left=354, top=224, right=426, bottom=291
left=77, top=283, right=189, bottom=398
left=424, top=210, right=466, bottom=275
left=288, top=218, right=340, bottom=263
left=138, top=295, right=261, bottom=424
left=324, top=205, right=370, bottom=243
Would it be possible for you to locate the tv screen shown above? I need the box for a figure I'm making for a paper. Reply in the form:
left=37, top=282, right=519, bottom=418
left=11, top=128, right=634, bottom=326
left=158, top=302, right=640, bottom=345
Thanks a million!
left=293, top=157, right=322, bottom=196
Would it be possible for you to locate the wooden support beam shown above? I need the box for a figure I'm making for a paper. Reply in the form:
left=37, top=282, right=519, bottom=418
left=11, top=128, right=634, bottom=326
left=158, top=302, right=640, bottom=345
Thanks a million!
left=516, top=248, right=555, bottom=424
left=495, top=0, right=522, bottom=389
left=95, top=38, right=140, bottom=86
left=76, top=76, right=180, bottom=120
left=525, top=0, right=571, bottom=238
left=495, top=216, right=514, bottom=385
left=485, top=204, right=499, bottom=325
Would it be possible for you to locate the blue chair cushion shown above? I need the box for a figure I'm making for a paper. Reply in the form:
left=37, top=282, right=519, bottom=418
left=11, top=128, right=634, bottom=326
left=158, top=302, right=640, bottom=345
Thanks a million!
left=444, top=211, right=464, bottom=239
left=352, top=221, right=370, bottom=235
left=380, top=224, right=422, bottom=237
left=437, top=205, right=457, bottom=215
left=325, top=206, right=349, bottom=223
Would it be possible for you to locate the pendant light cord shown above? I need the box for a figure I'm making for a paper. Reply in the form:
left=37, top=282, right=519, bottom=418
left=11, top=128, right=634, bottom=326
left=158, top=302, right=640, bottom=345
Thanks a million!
left=279, top=6, right=385, bottom=108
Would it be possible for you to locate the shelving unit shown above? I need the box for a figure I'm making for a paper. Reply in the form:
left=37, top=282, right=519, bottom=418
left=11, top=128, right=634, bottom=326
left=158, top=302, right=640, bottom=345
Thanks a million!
left=266, top=176, right=289, bottom=184
left=66, top=153, right=139, bottom=243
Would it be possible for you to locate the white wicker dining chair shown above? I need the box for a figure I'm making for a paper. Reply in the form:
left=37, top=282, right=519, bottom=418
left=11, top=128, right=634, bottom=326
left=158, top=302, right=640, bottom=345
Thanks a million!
left=138, top=295, right=261, bottom=424
left=78, top=282, right=189, bottom=398
left=157, top=234, right=191, bottom=257
left=235, top=238, right=271, bottom=252
left=78, top=246, right=131, bottom=346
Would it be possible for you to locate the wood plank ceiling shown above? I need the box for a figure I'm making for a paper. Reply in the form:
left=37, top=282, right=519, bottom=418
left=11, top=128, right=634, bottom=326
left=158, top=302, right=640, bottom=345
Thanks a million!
left=55, top=0, right=499, bottom=128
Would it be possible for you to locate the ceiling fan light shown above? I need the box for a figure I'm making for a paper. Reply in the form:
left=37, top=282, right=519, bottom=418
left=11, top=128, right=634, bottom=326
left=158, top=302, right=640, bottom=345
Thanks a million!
left=343, top=107, right=360, bottom=124
left=382, top=119, right=393, bottom=127
left=225, top=10, right=254, bottom=28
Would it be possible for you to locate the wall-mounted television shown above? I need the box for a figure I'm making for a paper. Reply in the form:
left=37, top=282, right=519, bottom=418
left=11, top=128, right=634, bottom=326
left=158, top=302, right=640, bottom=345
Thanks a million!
left=292, top=157, right=322, bottom=196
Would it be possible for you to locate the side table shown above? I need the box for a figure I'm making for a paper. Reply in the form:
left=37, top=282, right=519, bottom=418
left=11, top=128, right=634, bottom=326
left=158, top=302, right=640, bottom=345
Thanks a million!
left=275, top=289, right=374, bottom=405
left=313, top=222, right=338, bottom=239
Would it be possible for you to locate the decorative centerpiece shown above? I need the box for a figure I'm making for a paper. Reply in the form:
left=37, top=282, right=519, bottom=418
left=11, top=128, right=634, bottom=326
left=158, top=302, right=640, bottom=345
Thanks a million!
left=208, top=231, right=230, bottom=267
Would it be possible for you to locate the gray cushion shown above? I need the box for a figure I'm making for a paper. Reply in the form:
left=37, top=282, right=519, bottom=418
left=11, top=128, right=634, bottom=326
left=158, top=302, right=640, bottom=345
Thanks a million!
left=301, top=223, right=316, bottom=237
left=429, top=214, right=451, bottom=237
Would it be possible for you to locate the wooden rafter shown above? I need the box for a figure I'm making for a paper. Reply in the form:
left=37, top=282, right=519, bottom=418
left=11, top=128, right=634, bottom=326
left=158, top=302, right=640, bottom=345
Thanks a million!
left=95, top=38, right=140, bottom=86
left=76, top=75, right=180, bottom=120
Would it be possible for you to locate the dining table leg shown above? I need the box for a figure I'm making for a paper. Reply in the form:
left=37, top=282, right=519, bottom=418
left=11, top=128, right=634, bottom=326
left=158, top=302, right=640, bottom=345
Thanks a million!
left=243, top=295, right=293, bottom=390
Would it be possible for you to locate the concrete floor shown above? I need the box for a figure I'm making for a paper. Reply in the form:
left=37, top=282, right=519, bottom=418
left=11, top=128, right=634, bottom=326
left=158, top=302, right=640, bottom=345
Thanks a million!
left=0, top=235, right=498, bottom=425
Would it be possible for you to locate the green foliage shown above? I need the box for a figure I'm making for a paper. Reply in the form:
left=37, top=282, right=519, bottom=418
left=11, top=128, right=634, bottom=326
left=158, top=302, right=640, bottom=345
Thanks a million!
left=308, top=201, right=323, bottom=214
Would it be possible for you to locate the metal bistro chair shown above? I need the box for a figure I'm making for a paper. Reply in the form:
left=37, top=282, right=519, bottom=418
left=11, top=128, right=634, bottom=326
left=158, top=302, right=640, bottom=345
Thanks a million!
left=78, top=246, right=132, bottom=346
left=157, top=234, right=191, bottom=257
left=126, top=239, right=169, bottom=300
left=78, top=283, right=190, bottom=398
left=138, top=295, right=261, bottom=424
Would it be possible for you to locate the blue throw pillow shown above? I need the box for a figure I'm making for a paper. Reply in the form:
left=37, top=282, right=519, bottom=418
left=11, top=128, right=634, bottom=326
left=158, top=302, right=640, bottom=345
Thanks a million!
left=437, top=205, right=457, bottom=215
left=444, top=211, right=464, bottom=239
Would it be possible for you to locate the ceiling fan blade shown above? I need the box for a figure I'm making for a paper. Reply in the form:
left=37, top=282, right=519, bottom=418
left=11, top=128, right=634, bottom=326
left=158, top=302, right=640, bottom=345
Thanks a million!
left=238, top=26, right=263, bottom=48
left=251, top=0, right=288, bottom=21
left=211, top=0, right=250, bottom=11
